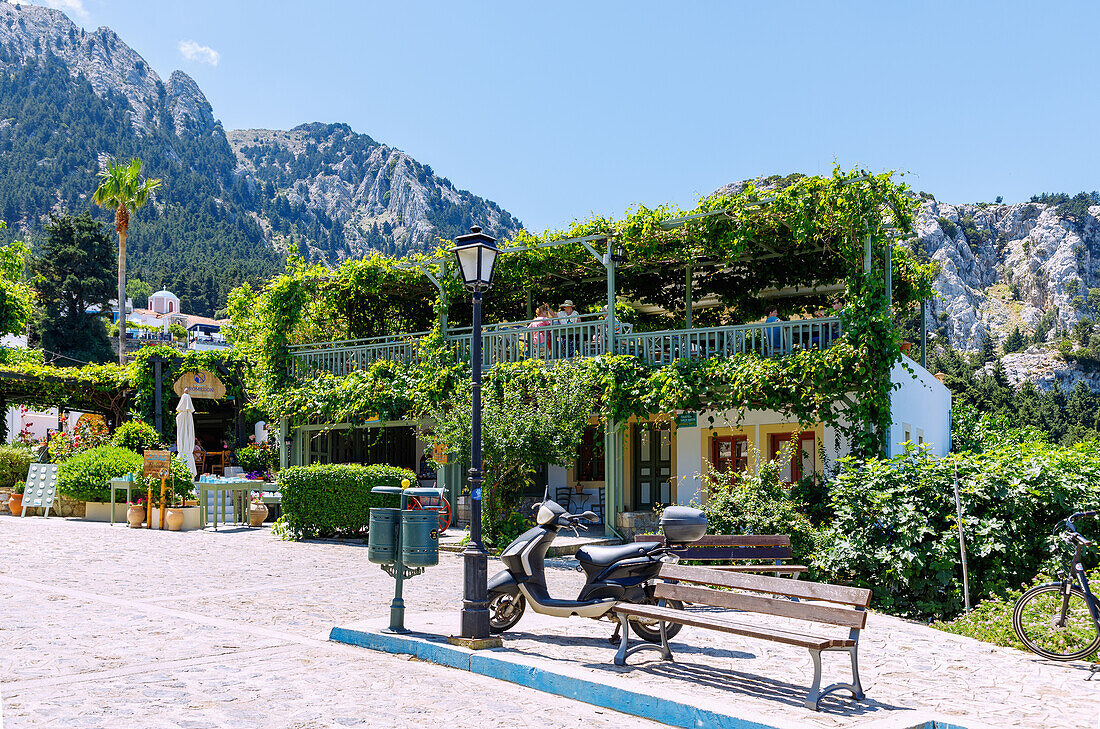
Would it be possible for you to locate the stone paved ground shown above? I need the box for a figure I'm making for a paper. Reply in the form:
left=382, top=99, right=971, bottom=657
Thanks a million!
left=2, top=516, right=1097, bottom=729
left=0, top=517, right=665, bottom=729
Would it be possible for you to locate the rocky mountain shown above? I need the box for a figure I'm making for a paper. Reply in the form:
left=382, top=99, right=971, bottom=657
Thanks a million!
left=0, top=1, right=522, bottom=314
left=916, top=195, right=1100, bottom=352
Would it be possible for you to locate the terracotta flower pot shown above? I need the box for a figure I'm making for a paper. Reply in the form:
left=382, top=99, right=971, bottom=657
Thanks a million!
left=8, top=493, right=23, bottom=515
left=250, top=502, right=268, bottom=527
left=126, top=505, right=145, bottom=528
left=166, top=508, right=185, bottom=531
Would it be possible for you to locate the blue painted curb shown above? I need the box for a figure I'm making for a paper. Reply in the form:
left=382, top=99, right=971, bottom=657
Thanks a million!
left=331, top=625, right=792, bottom=729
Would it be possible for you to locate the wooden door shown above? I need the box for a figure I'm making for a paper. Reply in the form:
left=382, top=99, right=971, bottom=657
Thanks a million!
left=633, top=423, right=672, bottom=509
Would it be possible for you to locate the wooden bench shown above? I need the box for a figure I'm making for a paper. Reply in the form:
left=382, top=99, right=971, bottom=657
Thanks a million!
left=611, top=563, right=871, bottom=711
left=634, top=534, right=807, bottom=576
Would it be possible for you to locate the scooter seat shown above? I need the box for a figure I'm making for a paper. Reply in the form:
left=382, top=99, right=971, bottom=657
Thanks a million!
left=575, top=542, right=659, bottom=569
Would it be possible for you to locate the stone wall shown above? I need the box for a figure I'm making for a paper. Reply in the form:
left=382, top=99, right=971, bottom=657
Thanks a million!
left=616, top=511, right=659, bottom=541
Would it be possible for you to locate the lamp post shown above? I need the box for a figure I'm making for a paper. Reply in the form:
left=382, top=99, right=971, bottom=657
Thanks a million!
left=452, top=225, right=499, bottom=640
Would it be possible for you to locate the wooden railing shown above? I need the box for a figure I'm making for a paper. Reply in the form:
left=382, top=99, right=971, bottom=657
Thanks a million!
left=288, top=316, right=842, bottom=376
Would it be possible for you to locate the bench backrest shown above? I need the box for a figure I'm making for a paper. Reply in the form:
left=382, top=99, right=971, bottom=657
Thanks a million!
left=655, top=563, right=870, bottom=630
left=636, top=534, right=794, bottom=562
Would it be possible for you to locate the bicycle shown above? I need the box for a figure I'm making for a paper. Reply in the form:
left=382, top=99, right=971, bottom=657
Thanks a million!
left=1012, top=510, right=1100, bottom=662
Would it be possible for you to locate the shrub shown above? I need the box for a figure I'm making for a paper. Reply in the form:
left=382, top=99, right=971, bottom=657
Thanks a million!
left=111, top=420, right=163, bottom=453
left=937, top=217, right=957, bottom=238
left=48, top=416, right=111, bottom=461
left=816, top=442, right=1100, bottom=621
left=278, top=463, right=413, bottom=539
left=0, top=444, right=32, bottom=489
left=235, top=442, right=278, bottom=474
left=696, top=454, right=821, bottom=565
left=57, top=446, right=143, bottom=502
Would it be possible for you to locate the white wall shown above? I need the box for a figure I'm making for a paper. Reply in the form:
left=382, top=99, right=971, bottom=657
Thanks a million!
left=675, top=422, right=702, bottom=505
left=889, top=360, right=952, bottom=456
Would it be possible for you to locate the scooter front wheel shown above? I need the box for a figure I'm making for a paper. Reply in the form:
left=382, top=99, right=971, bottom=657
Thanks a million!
left=488, top=592, right=526, bottom=633
left=630, top=598, right=684, bottom=643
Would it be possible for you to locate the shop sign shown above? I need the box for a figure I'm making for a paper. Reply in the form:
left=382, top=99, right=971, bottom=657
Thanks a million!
left=143, top=450, right=172, bottom=477
left=432, top=443, right=449, bottom=464
left=173, top=370, right=226, bottom=400
left=675, top=412, right=698, bottom=427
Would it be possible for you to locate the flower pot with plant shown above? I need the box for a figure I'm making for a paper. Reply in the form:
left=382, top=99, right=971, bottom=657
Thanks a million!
left=126, top=498, right=145, bottom=528
left=249, top=491, right=268, bottom=527
left=8, top=481, right=25, bottom=516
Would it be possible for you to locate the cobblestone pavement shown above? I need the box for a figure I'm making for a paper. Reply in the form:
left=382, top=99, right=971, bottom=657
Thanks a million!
left=0, top=517, right=664, bottom=729
left=2, top=516, right=1098, bottom=729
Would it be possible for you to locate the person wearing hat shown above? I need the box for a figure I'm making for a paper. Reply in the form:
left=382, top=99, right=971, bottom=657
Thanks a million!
left=556, top=300, right=580, bottom=325
left=556, top=300, right=581, bottom=356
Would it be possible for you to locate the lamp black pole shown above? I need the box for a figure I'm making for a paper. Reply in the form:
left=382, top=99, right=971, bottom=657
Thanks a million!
left=460, top=286, right=490, bottom=639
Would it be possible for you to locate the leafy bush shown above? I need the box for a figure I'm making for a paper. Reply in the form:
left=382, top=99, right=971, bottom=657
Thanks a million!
left=697, top=454, right=822, bottom=565
left=48, top=416, right=111, bottom=461
left=14, top=480, right=25, bottom=494
left=56, top=446, right=143, bottom=502
left=277, top=463, right=413, bottom=539
left=0, top=444, right=32, bottom=489
left=937, top=217, right=957, bottom=238
left=235, top=442, right=277, bottom=474
left=111, top=420, right=163, bottom=453
left=816, top=442, right=1100, bottom=621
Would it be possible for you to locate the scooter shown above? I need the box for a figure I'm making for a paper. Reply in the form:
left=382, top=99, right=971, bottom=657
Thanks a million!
left=486, top=500, right=685, bottom=643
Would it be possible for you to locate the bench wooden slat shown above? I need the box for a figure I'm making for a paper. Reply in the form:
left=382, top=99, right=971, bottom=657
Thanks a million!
left=653, top=582, right=867, bottom=629
left=612, top=603, right=855, bottom=650
left=711, top=565, right=808, bottom=574
left=636, top=534, right=791, bottom=547
left=659, top=563, right=871, bottom=607
left=663, top=546, right=795, bottom=561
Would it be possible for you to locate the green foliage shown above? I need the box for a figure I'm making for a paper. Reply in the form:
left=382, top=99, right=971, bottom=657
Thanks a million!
left=56, top=445, right=142, bottom=502
left=168, top=323, right=187, bottom=340
left=0, top=444, right=32, bottom=489
left=931, top=592, right=1023, bottom=649
left=958, top=215, right=991, bottom=251
left=110, top=420, right=162, bottom=453
left=234, top=441, right=277, bottom=474
left=128, top=346, right=247, bottom=423
left=13, top=480, right=25, bottom=495
left=0, top=220, right=34, bottom=336
left=698, top=454, right=821, bottom=565
left=132, top=455, right=194, bottom=507
left=29, top=213, right=116, bottom=363
left=1002, top=326, right=1026, bottom=354
left=127, top=278, right=153, bottom=309
left=277, top=463, right=411, bottom=539
left=47, top=414, right=111, bottom=461
left=937, top=217, right=957, bottom=238
left=1031, top=191, right=1100, bottom=235
left=816, top=441, right=1100, bottom=620
left=1032, top=310, right=1057, bottom=344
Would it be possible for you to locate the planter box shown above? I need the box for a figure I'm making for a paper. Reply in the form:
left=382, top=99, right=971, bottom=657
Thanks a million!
left=146, top=506, right=201, bottom=531
left=85, top=501, right=131, bottom=522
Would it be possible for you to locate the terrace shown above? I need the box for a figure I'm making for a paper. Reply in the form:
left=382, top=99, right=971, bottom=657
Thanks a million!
left=289, top=312, right=845, bottom=376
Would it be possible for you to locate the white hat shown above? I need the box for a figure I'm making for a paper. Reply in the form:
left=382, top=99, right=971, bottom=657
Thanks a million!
left=562, top=300, right=575, bottom=308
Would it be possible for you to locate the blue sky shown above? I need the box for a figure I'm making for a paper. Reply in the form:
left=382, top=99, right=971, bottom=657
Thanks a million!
left=38, top=0, right=1100, bottom=233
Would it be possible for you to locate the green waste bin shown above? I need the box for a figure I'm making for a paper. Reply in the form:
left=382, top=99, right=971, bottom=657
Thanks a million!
left=368, top=508, right=399, bottom=565
left=401, top=509, right=439, bottom=567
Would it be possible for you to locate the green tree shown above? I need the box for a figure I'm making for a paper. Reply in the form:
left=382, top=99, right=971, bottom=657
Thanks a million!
left=1002, top=326, right=1025, bottom=354
left=0, top=220, right=34, bottom=336
left=126, top=278, right=153, bottom=309
left=92, top=158, right=161, bottom=364
left=29, top=213, right=116, bottom=364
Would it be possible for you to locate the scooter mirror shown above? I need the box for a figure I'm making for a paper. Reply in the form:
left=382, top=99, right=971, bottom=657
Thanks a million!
left=578, top=511, right=599, bottom=522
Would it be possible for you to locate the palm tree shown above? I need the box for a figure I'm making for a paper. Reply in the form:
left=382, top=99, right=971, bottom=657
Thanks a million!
left=93, top=159, right=161, bottom=365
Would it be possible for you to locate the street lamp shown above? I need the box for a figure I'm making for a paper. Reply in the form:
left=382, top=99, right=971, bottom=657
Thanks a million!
left=452, top=225, right=499, bottom=640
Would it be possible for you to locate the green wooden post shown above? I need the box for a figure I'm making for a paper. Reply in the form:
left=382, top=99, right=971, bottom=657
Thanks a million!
left=685, top=264, right=693, bottom=329
left=603, top=421, right=624, bottom=537
left=606, top=239, right=617, bottom=354
left=885, top=242, right=893, bottom=310
left=279, top=417, right=289, bottom=470
left=526, top=289, right=533, bottom=320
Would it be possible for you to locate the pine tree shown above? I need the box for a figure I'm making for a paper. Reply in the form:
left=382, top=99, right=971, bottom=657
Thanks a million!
left=1003, top=326, right=1025, bottom=354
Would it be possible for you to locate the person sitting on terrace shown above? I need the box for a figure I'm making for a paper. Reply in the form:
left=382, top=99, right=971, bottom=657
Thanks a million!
left=527, top=303, right=553, bottom=355
left=765, top=306, right=784, bottom=354
left=556, top=300, right=581, bottom=356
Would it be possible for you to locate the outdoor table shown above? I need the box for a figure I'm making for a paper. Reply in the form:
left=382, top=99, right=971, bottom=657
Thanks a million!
left=109, top=477, right=136, bottom=526
left=199, top=480, right=254, bottom=530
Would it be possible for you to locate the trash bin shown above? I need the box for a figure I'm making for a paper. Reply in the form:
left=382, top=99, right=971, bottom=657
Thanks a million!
left=368, top=508, right=399, bottom=565
left=400, top=509, right=439, bottom=567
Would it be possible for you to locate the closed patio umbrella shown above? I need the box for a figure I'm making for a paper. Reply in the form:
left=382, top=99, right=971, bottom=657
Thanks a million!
left=176, top=391, right=197, bottom=478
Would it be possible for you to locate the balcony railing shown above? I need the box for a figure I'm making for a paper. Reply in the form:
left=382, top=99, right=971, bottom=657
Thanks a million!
left=288, top=316, right=842, bottom=377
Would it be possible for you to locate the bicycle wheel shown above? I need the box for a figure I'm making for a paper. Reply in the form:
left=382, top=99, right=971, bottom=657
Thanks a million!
left=1013, top=583, right=1100, bottom=661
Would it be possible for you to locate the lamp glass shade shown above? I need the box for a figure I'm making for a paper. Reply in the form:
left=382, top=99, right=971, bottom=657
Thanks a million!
left=453, top=227, right=499, bottom=290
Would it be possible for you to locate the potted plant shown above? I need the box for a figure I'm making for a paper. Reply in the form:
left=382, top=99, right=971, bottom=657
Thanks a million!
left=126, top=497, right=145, bottom=528
left=165, top=493, right=185, bottom=531
left=249, top=490, right=268, bottom=527
left=8, top=481, right=25, bottom=516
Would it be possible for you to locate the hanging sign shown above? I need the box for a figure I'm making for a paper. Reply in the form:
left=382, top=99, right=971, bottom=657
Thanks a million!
left=172, top=370, right=226, bottom=400
left=675, top=413, right=698, bottom=427
left=431, top=443, right=449, bottom=464
left=143, top=450, right=172, bottom=477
